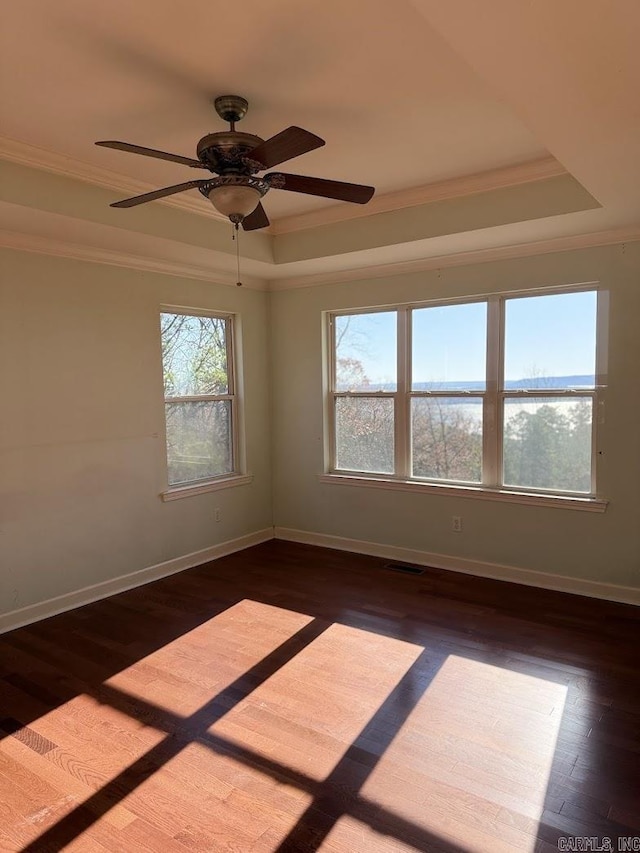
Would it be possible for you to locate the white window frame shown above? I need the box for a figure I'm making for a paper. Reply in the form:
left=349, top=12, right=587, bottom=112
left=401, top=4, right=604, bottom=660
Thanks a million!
left=160, top=307, right=251, bottom=501
left=323, top=284, right=608, bottom=512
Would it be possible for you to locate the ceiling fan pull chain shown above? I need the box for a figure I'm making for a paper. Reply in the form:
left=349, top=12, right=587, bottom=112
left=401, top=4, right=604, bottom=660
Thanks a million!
left=235, top=222, right=242, bottom=287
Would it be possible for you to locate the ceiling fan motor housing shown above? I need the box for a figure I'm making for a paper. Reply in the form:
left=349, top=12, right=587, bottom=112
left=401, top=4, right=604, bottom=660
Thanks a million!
left=196, top=131, right=265, bottom=174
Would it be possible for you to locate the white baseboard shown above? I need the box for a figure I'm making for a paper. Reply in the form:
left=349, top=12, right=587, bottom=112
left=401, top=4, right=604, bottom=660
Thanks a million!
left=4, top=525, right=636, bottom=635
left=0, top=528, right=274, bottom=635
left=274, top=527, right=640, bottom=606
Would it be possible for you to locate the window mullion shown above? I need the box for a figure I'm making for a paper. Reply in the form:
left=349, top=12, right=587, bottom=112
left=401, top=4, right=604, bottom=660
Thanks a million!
left=328, top=314, right=338, bottom=472
left=484, top=297, right=501, bottom=488
left=593, top=289, right=608, bottom=496
left=395, top=307, right=410, bottom=478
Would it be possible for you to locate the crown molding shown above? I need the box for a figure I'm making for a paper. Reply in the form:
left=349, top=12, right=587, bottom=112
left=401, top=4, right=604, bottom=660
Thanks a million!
left=1, top=137, right=568, bottom=237
left=4, top=223, right=637, bottom=294
left=270, top=157, right=569, bottom=235
left=0, top=229, right=268, bottom=290
left=269, top=226, right=640, bottom=290
left=0, top=135, right=231, bottom=224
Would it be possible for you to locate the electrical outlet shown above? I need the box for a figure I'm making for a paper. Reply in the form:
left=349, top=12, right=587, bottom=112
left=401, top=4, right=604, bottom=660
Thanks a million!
left=214, top=508, right=222, bottom=523
left=452, top=516, right=463, bottom=533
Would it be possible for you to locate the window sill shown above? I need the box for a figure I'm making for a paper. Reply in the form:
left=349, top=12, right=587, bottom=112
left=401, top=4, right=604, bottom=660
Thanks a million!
left=161, top=474, right=253, bottom=502
left=318, top=473, right=608, bottom=512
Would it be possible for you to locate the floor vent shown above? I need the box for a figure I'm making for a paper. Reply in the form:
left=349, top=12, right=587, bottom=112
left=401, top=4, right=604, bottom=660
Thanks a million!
left=384, top=562, right=425, bottom=576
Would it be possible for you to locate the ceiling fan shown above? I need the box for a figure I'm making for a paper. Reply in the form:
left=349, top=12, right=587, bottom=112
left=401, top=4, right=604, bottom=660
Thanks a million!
left=96, top=95, right=375, bottom=230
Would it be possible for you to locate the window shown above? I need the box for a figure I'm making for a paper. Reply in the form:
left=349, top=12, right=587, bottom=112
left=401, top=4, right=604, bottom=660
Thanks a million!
left=327, top=287, right=605, bottom=502
left=161, top=309, right=238, bottom=487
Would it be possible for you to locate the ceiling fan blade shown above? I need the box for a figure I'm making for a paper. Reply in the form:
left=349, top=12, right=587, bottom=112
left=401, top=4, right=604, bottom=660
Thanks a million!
left=96, top=140, right=205, bottom=168
left=110, top=180, right=209, bottom=208
left=267, top=172, right=375, bottom=204
left=249, top=127, right=325, bottom=170
left=242, top=202, right=270, bottom=231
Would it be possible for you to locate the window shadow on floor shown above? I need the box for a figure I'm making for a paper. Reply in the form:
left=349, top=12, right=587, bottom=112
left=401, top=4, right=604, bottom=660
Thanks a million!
left=2, top=539, right=638, bottom=851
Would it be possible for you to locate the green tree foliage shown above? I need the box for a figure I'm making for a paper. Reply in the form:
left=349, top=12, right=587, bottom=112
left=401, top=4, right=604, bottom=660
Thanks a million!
left=504, top=399, right=591, bottom=492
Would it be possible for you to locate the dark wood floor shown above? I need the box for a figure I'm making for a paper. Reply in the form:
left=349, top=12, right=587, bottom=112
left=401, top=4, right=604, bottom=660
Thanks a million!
left=1, top=540, right=638, bottom=853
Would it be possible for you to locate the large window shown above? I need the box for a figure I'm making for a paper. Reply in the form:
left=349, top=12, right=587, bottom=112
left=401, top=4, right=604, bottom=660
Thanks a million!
left=161, top=309, right=237, bottom=487
left=328, top=287, right=604, bottom=500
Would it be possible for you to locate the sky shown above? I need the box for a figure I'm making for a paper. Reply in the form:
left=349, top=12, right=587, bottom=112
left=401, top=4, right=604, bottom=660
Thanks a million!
left=335, top=290, right=597, bottom=388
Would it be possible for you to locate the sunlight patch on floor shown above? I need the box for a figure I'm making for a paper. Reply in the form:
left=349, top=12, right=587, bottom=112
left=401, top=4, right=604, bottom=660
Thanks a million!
left=358, top=654, right=568, bottom=853
left=210, top=621, right=424, bottom=782
left=116, top=739, right=314, bottom=850
left=103, top=599, right=316, bottom=716
left=323, top=814, right=468, bottom=853
left=0, top=723, right=145, bottom=850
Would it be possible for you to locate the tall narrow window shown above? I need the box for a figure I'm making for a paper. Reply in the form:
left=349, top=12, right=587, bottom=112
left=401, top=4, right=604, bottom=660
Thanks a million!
left=328, top=286, right=604, bottom=501
left=161, top=310, right=236, bottom=486
left=502, top=291, right=597, bottom=494
left=412, top=302, right=486, bottom=483
left=333, top=311, right=396, bottom=474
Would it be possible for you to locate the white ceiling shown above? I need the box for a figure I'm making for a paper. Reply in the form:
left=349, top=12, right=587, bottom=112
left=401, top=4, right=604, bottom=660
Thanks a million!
left=1, top=0, right=639, bottom=284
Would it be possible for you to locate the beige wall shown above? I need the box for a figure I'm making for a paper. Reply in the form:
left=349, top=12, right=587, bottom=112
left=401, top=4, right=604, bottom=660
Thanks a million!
left=270, top=242, right=640, bottom=587
left=0, top=249, right=272, bottom=615
left=1, top=241, right=638, bottom=622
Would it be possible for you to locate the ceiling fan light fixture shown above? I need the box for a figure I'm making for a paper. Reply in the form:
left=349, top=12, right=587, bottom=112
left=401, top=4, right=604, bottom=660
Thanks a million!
left=207, top=184, right=262, bottom=219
